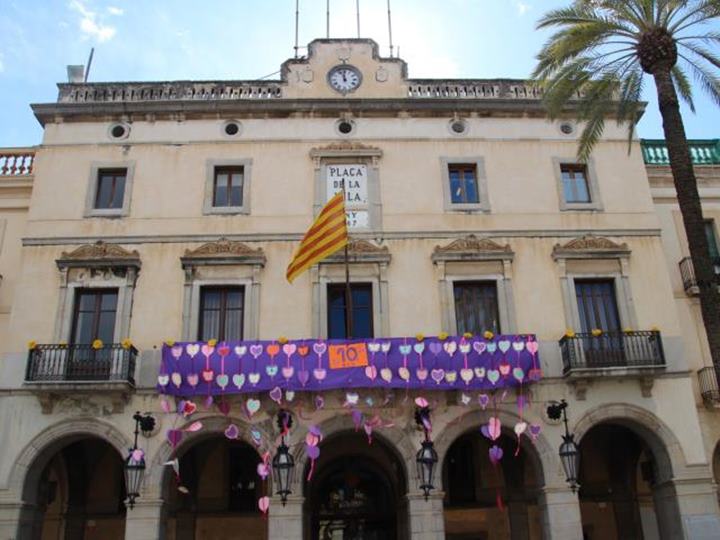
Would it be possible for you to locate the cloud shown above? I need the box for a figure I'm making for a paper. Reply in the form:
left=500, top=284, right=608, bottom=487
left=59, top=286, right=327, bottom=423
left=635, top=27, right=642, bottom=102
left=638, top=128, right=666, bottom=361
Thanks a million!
left=514, top=1, right=530, bottom=15
left=69, top=0, right=117, bottom=42
left=107, top=6, right=124, bottom=16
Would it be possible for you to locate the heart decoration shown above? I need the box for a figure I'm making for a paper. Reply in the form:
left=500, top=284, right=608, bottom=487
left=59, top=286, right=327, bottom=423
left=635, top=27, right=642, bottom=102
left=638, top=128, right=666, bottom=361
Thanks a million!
left=258, top=496, right=270, bottom=514
left=529, top=423, right=542, bottom=440
left=445, top=370, right=458, bottom=384
left=246, top=398, right=261, bottom=417
left=250, top=429, right=263, bottom=446
left=234, top=345, right=247, bottom=357
left=224, top=424, right=239, bottom=439
left=368, top=342, right=381, bottom=353
left=201, top=344, right=214, bottom=357
left=313, top=367, right=327, bottom=381
left=186, top=344, right=200, bottom=357
left=478, top=393, right=490, bottom=409
left=345, top=392, right=360, bottom=406
left=526, top=340, right=539, bottom=355
left=431, top=368, right=445, bottom=384
left=269, top=386, right=283, bottom=404
left=399, top=344, right=412, bottom=355
left=365, top=365, right=378, bottom=381
left=489, top=444, right=504, bottom=465
left=528, top=368, right=543, bottom=382
left=313, top=342, right=327, bottom=356
left=167, top=429, right=183, bottom=448
left=512, top=341, right=525, bottom=352
left=473, top=341, right=487, bottom=355
left=204, top=395, right=214, bottom=408
left=380, top=342, right=392, bottom=353
left=217, top=345, right=230, bottom=357
left=171, top=345, right=184, bottom=359
left=171, top=372, right=182, bottom=388
left=266, top=365, right=278, bottom=378
left=498, top=340, right=511, bottom=354
left=282, top=366, right=295, bottom=379
left=298, top=370, right=310, bottom=386
left=487, top=417, right=501, bottom=440
left=486, top=342, right=498, bottom=354
left=187, top=373, right=199, bottom=387
left=514, top=421, right=528, bottom=436
left=380, top=368, right=393, bottom=383
left=459, top=341, right=471, bottom=354
left=157, top=374, right=169, bottom=386
left=216, top=374, right=229, bottom=389
left=298, top=345, right=310, bottom=356
left=513, top=367, right=525, bottom=383
left=160, top=398, right=172, bottom=413
left=413, top=343, right=425, bottom=354
left=416, top=367, right=428, bottom=381
left=487, top=369, right=501, bottom=385
left=282, top=343, right=297, bottom=356
left=429, top=342, right=443, bottom=356
left=474, top=367, right=486, bottom=380
left=498, top=361, right=511, bottom=377
left=232, top=373, right=245, bottom=389
left=266, top=344, right=280, bottom=358
left=461, top=393, right=471, bottom=406
left=185, top=421, right=203, bottom=432
left=201, top=369, right=214, bottom=383
left=257, top=462, right=270, bottom=480
left=286, top=390, right=295, bottom=402
left=443, top=341, right=457, bottom=356
left=217, top=400, right=231, bottom=416
left=398, top=366, right=411, bottom=382
left=460, top=368, right=474, bottom=384
left=249, top=372, right=261, bottom=385
left=183, top=400, right=197, bottom=417
left=250, top=344, right=263, bottom=359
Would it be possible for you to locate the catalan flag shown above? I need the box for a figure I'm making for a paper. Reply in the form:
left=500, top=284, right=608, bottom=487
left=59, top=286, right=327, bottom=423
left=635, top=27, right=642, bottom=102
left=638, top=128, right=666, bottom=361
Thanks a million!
left=286, top=192, right=348, bottom=283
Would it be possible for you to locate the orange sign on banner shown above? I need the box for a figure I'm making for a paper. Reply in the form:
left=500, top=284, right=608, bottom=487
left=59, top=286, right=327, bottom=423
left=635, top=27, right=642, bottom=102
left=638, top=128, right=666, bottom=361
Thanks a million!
left=328, top=343, right=369, bottom=369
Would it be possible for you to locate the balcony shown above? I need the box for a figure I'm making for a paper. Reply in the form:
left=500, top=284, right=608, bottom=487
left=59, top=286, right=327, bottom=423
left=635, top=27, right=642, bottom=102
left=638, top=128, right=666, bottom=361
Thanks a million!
left=0, top=149, right=35, bottom=176
left=679, top=256, right=720, bottom=295
left=698, top=367, right=720, bottom=407
left=25, top=344, right=137, bottom=413
left=560, top=331, right=666, bottom=398
left=641, top=139, right=720, bottom=165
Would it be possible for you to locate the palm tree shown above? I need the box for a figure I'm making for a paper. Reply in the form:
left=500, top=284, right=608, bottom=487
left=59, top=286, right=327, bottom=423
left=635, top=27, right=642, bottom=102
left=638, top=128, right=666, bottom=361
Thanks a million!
left=532, top=0, right=720, bottom=378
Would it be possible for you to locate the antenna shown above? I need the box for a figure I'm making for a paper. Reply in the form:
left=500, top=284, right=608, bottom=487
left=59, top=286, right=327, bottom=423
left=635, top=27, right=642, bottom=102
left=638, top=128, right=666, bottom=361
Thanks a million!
left=326, top=0, right=330, bottom=38
left=84, top=47, right=95, bottom=82
left=294, top=0, right=300, bottom=58
left=387, top=0, right=394, bottom=57
left=356, top=0, right=360, bottom=38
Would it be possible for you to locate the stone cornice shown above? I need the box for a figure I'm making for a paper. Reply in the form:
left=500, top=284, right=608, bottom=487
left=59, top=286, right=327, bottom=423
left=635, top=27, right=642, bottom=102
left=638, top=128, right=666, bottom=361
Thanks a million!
left=310, top=142, right=383, bottom=159
left=56, top=240, right=140, bottom=269
left=552, top=235, right=631, bottom=260
left=180, top=238, right=266, bottom=267
left=432, top=235, right=513, bottom=263
left=322, top=239, right=390, bottom=264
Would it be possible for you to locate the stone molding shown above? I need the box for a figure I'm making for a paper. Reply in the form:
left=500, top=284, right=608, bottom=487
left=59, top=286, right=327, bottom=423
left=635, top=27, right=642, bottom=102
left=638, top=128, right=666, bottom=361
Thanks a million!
left=56, top=240, right=140, bottom=269
left=552, top=235, right=630, bottom=260
left=432, top=234, right=513, bottom=263
left=180, top=237, right=266, bottom=268
left=322, top=239, right=391, bottom=264
left=309, top=141, right=383, bottom=160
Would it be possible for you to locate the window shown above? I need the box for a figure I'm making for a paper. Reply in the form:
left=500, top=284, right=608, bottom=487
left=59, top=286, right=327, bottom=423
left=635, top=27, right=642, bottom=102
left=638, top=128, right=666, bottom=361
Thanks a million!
left=574, top=279, right=621, bottom=333
left=95, top=169, right=127, bottom=210
left=560, top=164, right=591, bottom=203
left=199, top=287, right=244, bottom=341
left=71, top=289, right=118, bottom=344
left=453, top=281, right=500, bottom=335
left=327, top=283, right=373, bottom=339
left=705, top=220, right=719, bottom=259
left=448, top=164, right=479, bottom=204
left=213, top=166, right=244, bottom=208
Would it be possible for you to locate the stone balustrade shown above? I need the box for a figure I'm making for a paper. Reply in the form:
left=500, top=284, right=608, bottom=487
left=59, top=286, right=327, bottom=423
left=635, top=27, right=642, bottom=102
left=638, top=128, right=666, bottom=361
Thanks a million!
left=0, top=149, right=34, bottom=176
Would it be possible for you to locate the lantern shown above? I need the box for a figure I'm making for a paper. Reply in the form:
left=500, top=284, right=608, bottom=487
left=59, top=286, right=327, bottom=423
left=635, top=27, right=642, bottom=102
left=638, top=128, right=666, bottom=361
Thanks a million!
left=546, top=399, right=580, bottom=492
left=272, top=442, right=295, bottom=505
left=416, top=439, right=438, bottom=500
left=124, top=411, right=154, bottom=509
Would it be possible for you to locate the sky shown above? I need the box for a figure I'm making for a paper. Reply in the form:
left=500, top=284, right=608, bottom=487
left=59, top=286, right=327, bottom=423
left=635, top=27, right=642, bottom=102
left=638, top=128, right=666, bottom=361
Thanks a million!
left=1, top=0, right=720, bottom=147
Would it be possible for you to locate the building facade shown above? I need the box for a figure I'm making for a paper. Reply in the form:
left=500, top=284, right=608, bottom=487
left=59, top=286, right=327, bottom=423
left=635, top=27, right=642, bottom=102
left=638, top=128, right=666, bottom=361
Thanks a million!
left=0, top=39, right=718, bottom=540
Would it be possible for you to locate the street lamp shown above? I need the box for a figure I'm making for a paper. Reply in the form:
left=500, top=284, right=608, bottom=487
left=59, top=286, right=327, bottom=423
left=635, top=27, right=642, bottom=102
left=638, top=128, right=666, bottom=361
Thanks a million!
left=125, top=411, right=155, bottom=509
left=414, top=405, right=438, bottom=500
left=546, top=399, right=580, bottom=492
left=272, top=409, right=295, bottom=505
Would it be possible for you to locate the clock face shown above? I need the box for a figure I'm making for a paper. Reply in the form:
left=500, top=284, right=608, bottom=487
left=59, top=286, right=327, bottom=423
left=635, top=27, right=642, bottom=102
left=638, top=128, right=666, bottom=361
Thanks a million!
left=328, top=65, right=362, bottom=94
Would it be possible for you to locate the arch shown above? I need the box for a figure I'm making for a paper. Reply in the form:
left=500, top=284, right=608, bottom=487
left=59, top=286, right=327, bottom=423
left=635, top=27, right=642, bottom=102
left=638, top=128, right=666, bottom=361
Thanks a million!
left=7, top=416, right=130, bottom=503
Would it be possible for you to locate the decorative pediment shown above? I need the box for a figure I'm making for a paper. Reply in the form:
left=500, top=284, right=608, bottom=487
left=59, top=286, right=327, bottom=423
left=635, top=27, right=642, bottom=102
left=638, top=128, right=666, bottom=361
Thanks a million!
left=553, top=235, right=630, bottom=259
left=432, top=235, right=513, bottom=263
left=324, top=239, right=390, bottom=264
left=56, top=241, right=140, bottom=269
left=181, top=238, right=266, bottom=267
left=310, top=142, right=383, bottom=160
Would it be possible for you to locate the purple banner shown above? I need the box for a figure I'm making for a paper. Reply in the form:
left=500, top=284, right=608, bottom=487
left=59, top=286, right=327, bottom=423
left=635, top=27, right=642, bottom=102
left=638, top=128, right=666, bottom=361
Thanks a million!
left=157, top=335, right=542, bottom=395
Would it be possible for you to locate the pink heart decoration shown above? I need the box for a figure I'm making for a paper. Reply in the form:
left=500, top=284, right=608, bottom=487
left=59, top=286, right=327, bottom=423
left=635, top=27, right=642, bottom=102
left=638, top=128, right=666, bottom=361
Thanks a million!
left=201, top=344, right=214, bottom=357
left=443, top=341, right=457, bottom=356
left=258, top=496, right=270, bottom=514
left=365, top=365, right=378, bottom=381
left=473, top=341, right=487, bottom=355
left=132, top=448, right=144, bottom=461
left=171, top=372, right=182, bottom=388
left=431, top=369, right=445, bottom=384
left=415, top=397, right=429, bottom=408
left=257, top=462, right=270, bottom=480
left=282, top=366, right=295, bottom=379
left=187, top=373, right=199, bottom=387
left=160, top=398, right=172, bottom=413
left=282, top=343, right=297, bottom=356
left=185, top=421, right=203, bottom=432
left=460, top=368, right=474, bottom=384
left=250, top=344, right=263, bottom=358
left=217, top=345, right=230, bottom=357
left=269, top=386, right=283, bottom=404
left=416, top=367, right=428, bottom=381
left=398, top=367, right=411, bottom=381
left=313, top=342, right=327, bottom=355
left=201, top=369, right=214, bottom=383
left=224, top=424, right=239, bottom=439
left=488, top=417, right=501, bottom=440
left=186, top=344, right=200, bottom=357
left=298, top=370, right=310, bottom=386
left=157, top=374, right=169, bottom=386
left=167, top=429, right=183, bottom=448
left=380, top=368, right=393, bottom=383
left=171, top=346, right=184, bottom=359
left=526, top=340, right=539, bottom=355
left=487, top=369, right=500, bottom=385
left=499, top=361, right=511, bottom=377
left=313, top=367, right=327, bottom=381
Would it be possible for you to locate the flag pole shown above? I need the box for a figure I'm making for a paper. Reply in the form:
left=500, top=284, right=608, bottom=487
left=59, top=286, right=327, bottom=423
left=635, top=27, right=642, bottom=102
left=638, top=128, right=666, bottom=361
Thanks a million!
left=342, top=181, right=353, bottom=339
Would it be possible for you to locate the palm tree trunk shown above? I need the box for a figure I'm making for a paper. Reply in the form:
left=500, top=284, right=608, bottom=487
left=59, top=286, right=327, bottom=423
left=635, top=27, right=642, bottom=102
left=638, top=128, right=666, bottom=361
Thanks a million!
left=653, top=69, right=720, bottom=384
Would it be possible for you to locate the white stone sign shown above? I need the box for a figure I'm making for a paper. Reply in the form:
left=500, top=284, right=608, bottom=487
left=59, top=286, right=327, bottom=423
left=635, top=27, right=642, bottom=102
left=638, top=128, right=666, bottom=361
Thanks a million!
left=326, top=164, right=369, bottom=229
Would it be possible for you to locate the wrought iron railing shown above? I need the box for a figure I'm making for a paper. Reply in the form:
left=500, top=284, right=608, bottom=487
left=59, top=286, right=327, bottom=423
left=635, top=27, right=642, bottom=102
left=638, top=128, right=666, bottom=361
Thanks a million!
left=679, top=256, right=720, bottom=294
left=698, top=367, right=720, bottom=404
left=25, top=344, right=137, bottom=384
left=559, top=331, right=665, bottom=374
left=641, top=139, right=720, bottom=165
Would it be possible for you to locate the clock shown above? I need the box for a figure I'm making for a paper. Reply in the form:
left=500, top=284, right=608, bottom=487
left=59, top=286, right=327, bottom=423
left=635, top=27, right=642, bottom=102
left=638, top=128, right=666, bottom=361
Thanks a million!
left=327, top=65, right=362, bottom=94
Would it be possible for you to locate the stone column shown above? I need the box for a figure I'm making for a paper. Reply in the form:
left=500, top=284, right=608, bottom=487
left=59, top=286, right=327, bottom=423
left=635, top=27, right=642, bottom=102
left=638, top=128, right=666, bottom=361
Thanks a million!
left=406, top=492, right=445, bottom=540
left=0, top=500, right=43, bottom=540
left=538, top=486, right=583, bottom=540
left=268, top=495, right=304, bottom=540
left=124, top=498, right=165, bottom=540
left=654, top=477, right=720, bottom=540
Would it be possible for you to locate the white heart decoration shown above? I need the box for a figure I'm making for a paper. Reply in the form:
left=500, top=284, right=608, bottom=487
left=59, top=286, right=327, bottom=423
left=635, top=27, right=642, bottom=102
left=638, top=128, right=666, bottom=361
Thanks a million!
left=234, top=345, right=247, bottom=357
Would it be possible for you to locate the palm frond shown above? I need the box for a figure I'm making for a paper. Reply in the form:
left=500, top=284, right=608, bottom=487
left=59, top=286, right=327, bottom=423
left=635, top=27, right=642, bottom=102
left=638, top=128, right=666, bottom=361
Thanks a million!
left=672, top=64, right=697, bottom=111
left=682, top=52, right=720, bottom=106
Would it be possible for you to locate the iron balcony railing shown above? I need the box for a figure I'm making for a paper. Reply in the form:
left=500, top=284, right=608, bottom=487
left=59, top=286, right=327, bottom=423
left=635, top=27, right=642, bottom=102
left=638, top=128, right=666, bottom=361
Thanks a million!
left=698, top=367, right=720, bottom=404
left=679, top=256, right=720, bottom=294
left=559, top=331, right=665, bottom=374
left=641, top=139, right=720, bottom=165
left=25, top=343, right=137, bottom=384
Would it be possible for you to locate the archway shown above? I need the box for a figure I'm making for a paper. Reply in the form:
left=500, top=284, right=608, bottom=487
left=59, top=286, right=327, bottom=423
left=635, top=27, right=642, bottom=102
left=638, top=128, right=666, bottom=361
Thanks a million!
left=21, top=436, right=126, bottom=540
left=712, top=441, right=720, bottom=507
left=164, top=436, right=267, bottom=540
left=304, top=430, right=408, bottom=540
left=578, top=423, right=677, bottom=540
left=442, top=430, right=542, bottom=540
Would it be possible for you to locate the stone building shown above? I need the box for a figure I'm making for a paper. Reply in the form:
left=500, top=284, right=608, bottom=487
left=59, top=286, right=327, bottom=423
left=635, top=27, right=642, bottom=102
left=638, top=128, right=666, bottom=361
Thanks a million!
left=0, top=38, right=718, bottom=540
